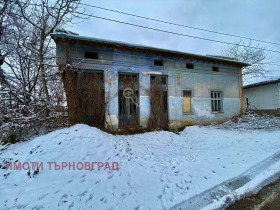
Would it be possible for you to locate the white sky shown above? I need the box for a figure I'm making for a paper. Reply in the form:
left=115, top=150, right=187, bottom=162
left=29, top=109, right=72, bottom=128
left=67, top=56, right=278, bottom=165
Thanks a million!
left=69, top=0, right=280, bottom=84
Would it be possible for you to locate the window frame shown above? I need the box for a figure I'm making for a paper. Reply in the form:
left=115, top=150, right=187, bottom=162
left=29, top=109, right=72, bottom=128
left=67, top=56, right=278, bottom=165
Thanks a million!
left=210, top=90, right=223, bottom=113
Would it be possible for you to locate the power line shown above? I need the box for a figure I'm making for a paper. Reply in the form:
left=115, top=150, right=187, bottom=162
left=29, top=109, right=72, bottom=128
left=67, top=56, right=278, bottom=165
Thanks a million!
left=260, top=63, right=280, bottom=67
left=80, top=3, right=280, bottom=47
left=74, top=12, right=280, bottom=54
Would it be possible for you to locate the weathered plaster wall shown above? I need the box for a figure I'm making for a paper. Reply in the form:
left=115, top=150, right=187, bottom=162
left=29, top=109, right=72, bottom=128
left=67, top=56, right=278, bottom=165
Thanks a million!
left=55, top=41, right=243, bottom=129
left=167, top=69, right=241, bottom=128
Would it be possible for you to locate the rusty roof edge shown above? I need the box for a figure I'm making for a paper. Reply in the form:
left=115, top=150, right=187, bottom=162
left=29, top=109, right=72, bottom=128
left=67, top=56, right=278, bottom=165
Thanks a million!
left=50, top=32, right=250, bottom=67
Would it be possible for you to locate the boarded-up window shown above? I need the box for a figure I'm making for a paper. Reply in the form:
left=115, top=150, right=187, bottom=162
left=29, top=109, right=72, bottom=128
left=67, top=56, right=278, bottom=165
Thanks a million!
left=183, top=90, right=192, bottom=113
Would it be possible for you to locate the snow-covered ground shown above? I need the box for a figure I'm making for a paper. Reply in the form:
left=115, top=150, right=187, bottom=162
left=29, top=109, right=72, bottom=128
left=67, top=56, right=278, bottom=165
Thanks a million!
left=1, top=122, right=280, bottom=210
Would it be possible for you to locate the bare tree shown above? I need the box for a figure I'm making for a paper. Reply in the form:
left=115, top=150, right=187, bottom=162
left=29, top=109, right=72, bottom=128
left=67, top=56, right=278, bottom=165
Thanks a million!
left=3, top=15, right=40, bottom=104
left=1, top=0, right=79, bottom=105
left=221, top=40, right=270, bottom=81
left=0, top=0, right=9, bottom=78
left=14, top=0, right=80, bottom=101
left=0, top=0, right=9, bottom=66
left=0, top=0, right=81, bottom=143
left=0, top=0, right=26, bottom=104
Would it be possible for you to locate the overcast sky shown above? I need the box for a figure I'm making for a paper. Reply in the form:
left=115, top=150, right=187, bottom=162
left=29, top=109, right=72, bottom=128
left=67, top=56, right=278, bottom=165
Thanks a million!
left=70, top=0, right=280, bottom=84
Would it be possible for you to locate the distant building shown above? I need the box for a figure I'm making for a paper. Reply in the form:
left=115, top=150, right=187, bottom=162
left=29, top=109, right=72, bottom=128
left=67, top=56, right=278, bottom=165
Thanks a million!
left=244, top=79, right=280, bottom=112
left=51, top=31, right=248, bottom=130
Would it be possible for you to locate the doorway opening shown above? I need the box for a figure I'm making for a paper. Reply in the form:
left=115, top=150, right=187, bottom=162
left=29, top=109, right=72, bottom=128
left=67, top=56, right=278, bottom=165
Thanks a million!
left=78, top=71, right=105, bottom=127
left=118, top=73, right=139, bottom=128
left=148, top=75, right=168, bottom=129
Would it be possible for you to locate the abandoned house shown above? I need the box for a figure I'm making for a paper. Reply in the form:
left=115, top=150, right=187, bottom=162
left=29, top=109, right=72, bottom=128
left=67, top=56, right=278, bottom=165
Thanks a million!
left=50, top=31, right=249, bottom=130
left=244, top=79, right=280, bottom=116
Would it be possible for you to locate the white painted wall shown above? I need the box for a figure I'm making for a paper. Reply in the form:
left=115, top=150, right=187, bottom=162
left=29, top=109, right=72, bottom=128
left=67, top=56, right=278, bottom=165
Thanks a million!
left=244, top=83, right=280, bottom=110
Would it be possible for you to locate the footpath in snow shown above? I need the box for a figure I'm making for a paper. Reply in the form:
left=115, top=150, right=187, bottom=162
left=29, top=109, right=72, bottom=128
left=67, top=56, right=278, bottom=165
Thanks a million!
left=0, top=114, right=280, bottom=210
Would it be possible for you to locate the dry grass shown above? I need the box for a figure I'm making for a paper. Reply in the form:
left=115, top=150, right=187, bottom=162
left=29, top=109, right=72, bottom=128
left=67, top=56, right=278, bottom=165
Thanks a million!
left=147, top=79, right=168, bottom=130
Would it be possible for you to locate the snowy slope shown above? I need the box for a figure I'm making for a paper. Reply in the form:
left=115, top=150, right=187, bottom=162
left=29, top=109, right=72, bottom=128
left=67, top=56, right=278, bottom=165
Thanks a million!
left=1, top=124, right=280, bottom=210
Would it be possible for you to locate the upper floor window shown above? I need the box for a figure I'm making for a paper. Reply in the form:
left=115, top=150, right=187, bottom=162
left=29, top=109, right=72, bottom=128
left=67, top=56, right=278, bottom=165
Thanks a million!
left=84, top=52, right=98, bottom=59
left=212, top=66, right=219, bottom=72
left=154, top=59, right=163, bottom=66
left=186, top=63, right=194, bottom=69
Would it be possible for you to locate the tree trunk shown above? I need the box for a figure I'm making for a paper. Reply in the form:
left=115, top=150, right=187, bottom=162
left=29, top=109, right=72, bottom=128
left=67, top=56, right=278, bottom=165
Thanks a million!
left=39, top=31, right=50, bottom=102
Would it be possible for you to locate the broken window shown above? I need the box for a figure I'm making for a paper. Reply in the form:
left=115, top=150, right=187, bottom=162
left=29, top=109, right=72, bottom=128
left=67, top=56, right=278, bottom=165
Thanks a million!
left=84, top=52, right=98, bottom=59
left=154, top=59, right=163, bottom=66
left=186, top=63, right=194, bottom=69
left=183, top=90, right=192, bottom=113
left=211, top=91, right=223, bottom=112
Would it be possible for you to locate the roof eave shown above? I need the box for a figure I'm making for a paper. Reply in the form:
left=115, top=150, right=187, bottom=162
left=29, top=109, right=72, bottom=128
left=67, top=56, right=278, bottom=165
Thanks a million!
left=243, top=79, right=280, bottom=89
left=50, top=32, right=250, bottom=67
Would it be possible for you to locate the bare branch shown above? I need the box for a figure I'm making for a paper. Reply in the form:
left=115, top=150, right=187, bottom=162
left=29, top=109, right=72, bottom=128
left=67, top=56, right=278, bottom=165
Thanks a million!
left=221, top=40, right=271, bottom=81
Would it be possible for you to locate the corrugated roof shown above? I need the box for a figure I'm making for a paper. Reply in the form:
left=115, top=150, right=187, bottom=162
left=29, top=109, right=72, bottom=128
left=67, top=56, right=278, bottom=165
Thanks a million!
left=50, top=32, right=249, bottom=67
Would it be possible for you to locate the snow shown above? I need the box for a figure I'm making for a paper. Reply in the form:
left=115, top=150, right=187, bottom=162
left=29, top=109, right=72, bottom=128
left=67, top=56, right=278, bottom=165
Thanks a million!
left=0, top=124, right=280, bottom=210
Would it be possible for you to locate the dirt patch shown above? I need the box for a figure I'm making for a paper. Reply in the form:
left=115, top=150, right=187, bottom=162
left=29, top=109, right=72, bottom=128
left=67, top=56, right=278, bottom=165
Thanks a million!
left=227, top=177, right=280, bottom=210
